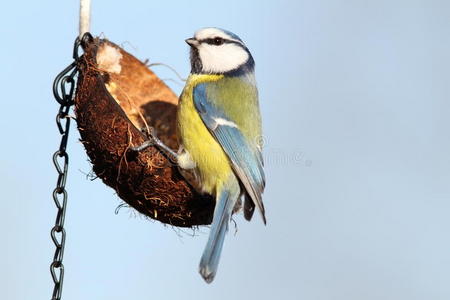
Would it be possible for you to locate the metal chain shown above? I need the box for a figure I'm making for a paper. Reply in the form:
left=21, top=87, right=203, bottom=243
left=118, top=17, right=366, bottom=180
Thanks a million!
left=50, top=33, right=92, bottom=300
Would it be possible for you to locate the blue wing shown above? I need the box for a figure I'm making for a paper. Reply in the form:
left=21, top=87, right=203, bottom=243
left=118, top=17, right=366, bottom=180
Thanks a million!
left=193, top=83, right=266, bottom=223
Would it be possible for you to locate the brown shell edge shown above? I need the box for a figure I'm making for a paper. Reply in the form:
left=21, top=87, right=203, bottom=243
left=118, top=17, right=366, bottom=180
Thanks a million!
left=74, top=37, right=214, bottom=227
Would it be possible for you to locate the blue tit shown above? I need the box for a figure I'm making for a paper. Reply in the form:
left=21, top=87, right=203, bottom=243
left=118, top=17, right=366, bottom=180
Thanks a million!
left=177, top=27, right=266, bottom=283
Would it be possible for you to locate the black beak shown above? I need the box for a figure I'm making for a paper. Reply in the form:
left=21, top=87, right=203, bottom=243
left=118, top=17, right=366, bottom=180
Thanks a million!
left=185, top=38, right=199, bottom=47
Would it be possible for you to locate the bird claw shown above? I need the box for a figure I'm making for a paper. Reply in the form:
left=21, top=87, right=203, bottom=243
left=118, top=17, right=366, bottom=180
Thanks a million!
left=130, top=139, right=154, bottom=152
left=131, top=127, right=159, bottom=152
left=131, top=127, right=179, bottom=163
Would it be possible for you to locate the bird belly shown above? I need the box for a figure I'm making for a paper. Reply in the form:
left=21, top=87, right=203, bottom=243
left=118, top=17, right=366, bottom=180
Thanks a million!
left=177, top=90, right=233, bottom=195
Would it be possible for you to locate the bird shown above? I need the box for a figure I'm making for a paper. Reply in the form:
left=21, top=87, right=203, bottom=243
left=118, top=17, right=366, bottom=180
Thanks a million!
left=131, top=27, right=265, bottom=283
left=176, top=27, right=266, bottom=283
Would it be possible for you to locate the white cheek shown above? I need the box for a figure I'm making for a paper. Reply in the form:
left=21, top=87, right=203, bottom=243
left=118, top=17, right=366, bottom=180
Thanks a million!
left=199, top=44, right=249, bottom=73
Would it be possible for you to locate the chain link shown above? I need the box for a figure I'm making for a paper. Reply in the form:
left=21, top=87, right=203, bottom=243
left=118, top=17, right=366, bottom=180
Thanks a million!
left=50, top=33, right=92, bottom=300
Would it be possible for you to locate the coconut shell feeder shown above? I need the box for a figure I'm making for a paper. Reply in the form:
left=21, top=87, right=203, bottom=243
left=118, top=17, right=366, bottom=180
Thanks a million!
left=74, top=37, right=214, bottom=227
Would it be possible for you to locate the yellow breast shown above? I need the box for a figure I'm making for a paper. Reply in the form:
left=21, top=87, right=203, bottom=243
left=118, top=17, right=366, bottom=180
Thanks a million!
left=177, top=74, right=233, bottom=195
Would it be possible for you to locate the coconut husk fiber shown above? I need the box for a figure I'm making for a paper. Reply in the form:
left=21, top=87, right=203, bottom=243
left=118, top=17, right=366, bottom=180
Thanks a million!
left=74, top=37, right=214, bottom=227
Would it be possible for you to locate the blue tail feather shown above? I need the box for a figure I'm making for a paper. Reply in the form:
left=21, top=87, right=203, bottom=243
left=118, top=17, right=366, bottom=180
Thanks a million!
left=199, top=184, right=239, bottom=283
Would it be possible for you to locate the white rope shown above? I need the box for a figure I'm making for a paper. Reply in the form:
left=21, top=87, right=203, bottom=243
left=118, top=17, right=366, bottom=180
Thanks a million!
left=79, top=0, right=91, bottom=38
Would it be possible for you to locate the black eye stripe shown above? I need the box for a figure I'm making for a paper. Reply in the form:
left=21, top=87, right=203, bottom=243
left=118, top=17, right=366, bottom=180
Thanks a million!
left=204, top=38, right=224, bottom=45
left=199, top=37, right=241, bottom=46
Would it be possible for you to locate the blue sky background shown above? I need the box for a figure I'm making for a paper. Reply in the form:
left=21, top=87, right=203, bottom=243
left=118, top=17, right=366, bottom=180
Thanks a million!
left=1, top=1, right=450, bottom=299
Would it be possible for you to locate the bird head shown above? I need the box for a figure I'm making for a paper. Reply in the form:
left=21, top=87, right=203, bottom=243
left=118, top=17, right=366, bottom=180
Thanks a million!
left=186, top=28, right=254, bottom=75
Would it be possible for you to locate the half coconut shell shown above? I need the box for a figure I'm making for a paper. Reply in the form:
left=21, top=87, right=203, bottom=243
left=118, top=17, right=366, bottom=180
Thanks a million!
left=74, top=37, right=214, bottom=227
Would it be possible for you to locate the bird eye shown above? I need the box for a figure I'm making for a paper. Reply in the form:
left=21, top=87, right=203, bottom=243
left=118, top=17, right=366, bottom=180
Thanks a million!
left=213, top=37, right=224, bottom=45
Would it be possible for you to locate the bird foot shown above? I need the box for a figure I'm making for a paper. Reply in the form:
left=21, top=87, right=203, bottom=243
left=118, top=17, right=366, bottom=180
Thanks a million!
left=131, top=127, right=179, bottom=163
